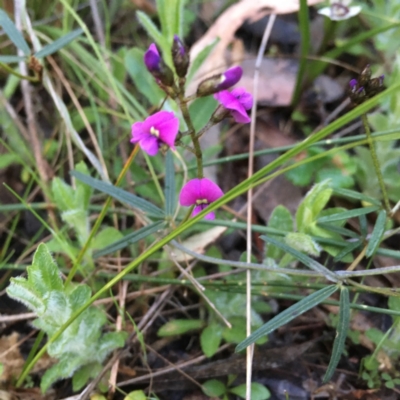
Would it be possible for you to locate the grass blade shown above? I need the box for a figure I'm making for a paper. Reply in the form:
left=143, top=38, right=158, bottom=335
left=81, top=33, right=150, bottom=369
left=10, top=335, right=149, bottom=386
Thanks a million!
left=366, top=210, right=387, bottom=257
left=323, top=286, right=350, bottom=382
left=261, top=235, right=339, bottom=282
left=35, top=28, right=83, bottom=58
left=71, top=171, right=165, bottom=218
left=0, top=9, right=30, bottom=55
left=317, top=206, right=380, bottom=223
left=332, top=187, right=381, bottom=206
left=334, top=240, right=361, bottom=262
left=235, top=285, right=338, bottom=352
left=164, top=151, right=176, bottom=216
left=93, top=221, right=165, bottom=258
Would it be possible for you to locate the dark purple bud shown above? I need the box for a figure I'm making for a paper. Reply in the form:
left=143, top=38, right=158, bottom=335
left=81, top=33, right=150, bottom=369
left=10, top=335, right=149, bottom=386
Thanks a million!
left=144, top=43, right=161, bottom=73
left=197, top=66, right=243, bottom=97
left=144, top=43, right=174, bottom=87
left=379, top=75, right=385, bottom=85
left=217, top=66, right=243, bottom=90
left=172, top=35, right=190, bottom=78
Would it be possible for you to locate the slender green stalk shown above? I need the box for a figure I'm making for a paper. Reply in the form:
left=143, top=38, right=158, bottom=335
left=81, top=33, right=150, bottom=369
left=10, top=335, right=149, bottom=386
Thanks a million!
left=143, top=153, right=165, bottom=204
left=177, top=87, right=203, bottom=177
left=0, top=62, right=39, bottom=82
left=361, top=114, right=391, bottom=213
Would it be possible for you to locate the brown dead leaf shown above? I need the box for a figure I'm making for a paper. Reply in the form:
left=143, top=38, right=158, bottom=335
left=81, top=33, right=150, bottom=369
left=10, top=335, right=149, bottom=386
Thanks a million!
left=188, top=0, right=323, bottom=93
left=0, top=332, right=25, bottom=383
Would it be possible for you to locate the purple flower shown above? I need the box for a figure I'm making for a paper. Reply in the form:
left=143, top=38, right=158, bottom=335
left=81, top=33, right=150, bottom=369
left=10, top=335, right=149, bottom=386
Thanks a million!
left=214, top=87, right=253, bottom=124
left=131, top=111, right=179, bottom=156
left=144, top=43, right=161, bottom=73
left=217, top=66, right=243, bottom=91
left=179, top=178, right=224, bottom=220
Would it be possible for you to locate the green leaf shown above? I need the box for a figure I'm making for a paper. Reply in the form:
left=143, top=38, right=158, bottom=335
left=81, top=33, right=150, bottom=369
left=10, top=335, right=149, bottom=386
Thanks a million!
left=323, top=286, right=350, bottom=382
left=202, top=379, right=226, bottom=397
left=0, top=55, right=25, bottom=63
left=51, top=177, right=75, bottom=212
left=157, top=319, right=203, bottom=337
left=136, top=11, right=167, bottom=51
left=91, top=227, right=124, bottom=250
left=366, top=210, right=387, bottom=257
left=71, top=171, right=165, bottom=217
left=186, top=38, right=219, bottom=84
left=333, top=187, right=381, bottom=206
left=261, top=235, right=339, bottom=282
left=31, top=243, right=64, bottom=293
left=189, top=96, right=218, bottom=132
left=235, top=285, right=338, bottom=352
left=72, top=362, right=101, bottom=392
left=230, top=382, right=271, bottom=400
left=334, top=240, right=361, bottom=262
left=125, top=390, right=147, bottom=400
left=35, top=28, right=83, bottom=58
left=93, top=221, right=165, bottom=258
left=317, top=206, right=379, bottom=223
left=266, top=205, right=293, bottom=260
left=0, top=9, right=30, bottom=55
left=296, top=180, right=332, bottom=231
left=74, top=161, right=92, bottom=212
left=124, top=47, right=165, bottom=105
left=200, top=322, right=223, bottom=358
left=284, top=232, right=321, bottom=257
left=164, top=151, right=176, bottom=216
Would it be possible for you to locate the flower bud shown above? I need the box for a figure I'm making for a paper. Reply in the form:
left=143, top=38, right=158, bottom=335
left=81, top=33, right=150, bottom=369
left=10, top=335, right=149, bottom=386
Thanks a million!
left=144, top=43, right=174, bottom=87
left=197, top=66, right=243, bottom=97
left=172, top=35, right=190, bottom=78
left=348, top=67, right=385, bottom=105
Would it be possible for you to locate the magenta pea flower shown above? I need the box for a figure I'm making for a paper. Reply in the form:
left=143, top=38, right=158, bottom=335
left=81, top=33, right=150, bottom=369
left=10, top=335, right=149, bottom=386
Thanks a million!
left=131, top=111, right=179, bottom=156
left=179, top=178, right=224, bottom=220
left=214, top=87, right=253, bottom=124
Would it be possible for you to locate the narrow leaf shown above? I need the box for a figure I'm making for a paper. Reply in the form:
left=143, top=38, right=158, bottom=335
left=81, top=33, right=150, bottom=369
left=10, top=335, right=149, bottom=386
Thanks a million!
left=366, top=210, right=387, bottom=257
left=0, top=55, right=25, bottom=63
left=261, top=235, right=339, bottom=282
left=235, top=285, right=338, bottom=352
left=164, top=151, right=175, bottom=216
left=333, top=187, right=381, bottom=206
left=71, top=171, right=165, bottom=217
left=334, top=240, right=361, bottom=262
left=93, top=221, right=165, bottom=258
left=35, top=28, right=83, bottom=58
left=0, top=9, right=30, bottom=55
left=136, top=11, right=167, bottom=50
left=158, top=319, right=203, bottom=337
left=317, top=222, right=359, bottom=238
left=317, top=206, right=379, bottom=223
left=323, top=286, right=350, bottom=382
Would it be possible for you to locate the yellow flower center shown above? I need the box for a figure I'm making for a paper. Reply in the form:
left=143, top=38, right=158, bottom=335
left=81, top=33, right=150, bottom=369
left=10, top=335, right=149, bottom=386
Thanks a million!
left=150, top=126, right=160, bottom=137
left=196, top=199, right=208, bottom=205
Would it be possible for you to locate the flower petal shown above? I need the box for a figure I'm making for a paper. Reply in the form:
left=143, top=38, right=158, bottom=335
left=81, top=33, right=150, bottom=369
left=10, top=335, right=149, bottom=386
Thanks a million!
left=231, top=110, right=251, bottom=124
left=144, top=43, right=160, bottom=72
left=192, top=204, right=215, bottom=220
left=198, top=178, right=224, bottom=203
left=179, top=179, right=202, bottom=206
left=231, top=87, right=253, bottom=110
left=157, top=117, right=179, bottom=148
left=139, top=136, right=159, bottom=156
left=142, top=111, right=175, bottom=131
left=131, top=121, right=148, bottom=142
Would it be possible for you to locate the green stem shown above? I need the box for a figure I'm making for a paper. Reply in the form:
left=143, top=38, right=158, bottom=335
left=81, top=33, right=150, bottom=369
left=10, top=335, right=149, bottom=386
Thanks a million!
left=361, top=114, right=391, bottom=213
left=178, top=90, right=203, bottom=177
left=0, top=62, right=39, bottom=83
